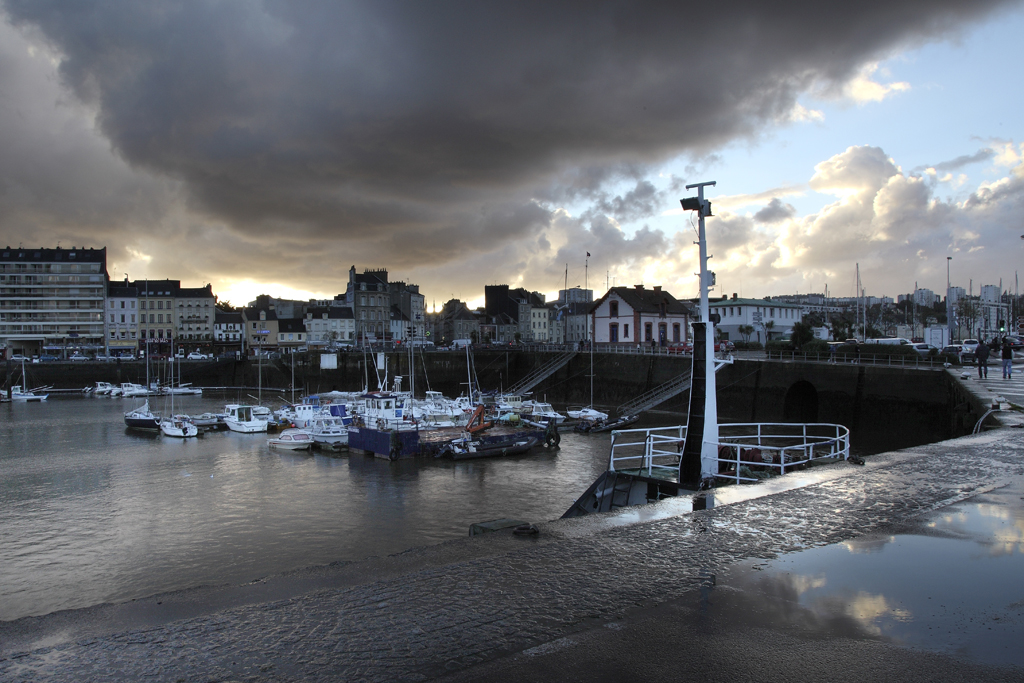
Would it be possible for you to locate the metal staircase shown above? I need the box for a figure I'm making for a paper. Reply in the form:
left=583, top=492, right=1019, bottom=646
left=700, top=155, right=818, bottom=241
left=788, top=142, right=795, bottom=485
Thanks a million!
left=615, top=368, right=693, bottom=417
left=507, top=351, right=576, bottom=394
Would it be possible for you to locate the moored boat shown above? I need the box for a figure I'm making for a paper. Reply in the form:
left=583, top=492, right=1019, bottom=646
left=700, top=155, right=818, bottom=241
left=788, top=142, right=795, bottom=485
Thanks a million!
left=224, top=404, right=268, bottom=433
left=267, top=428, right=313, bottom=450
left=125, top=400, right=160, bottom=430
left=11, top=385, right=49, bottom=402
left=160, top=414, right=199, bottom=438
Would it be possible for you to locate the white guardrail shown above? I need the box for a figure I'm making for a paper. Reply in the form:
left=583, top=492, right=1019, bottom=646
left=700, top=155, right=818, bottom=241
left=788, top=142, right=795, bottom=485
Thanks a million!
left=608, top=422, right=851, bottom=484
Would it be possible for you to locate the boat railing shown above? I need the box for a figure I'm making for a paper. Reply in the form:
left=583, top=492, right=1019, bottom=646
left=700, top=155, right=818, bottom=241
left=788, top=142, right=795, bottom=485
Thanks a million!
left=608, top=425, right=688, bottom=479
left=608, top=422, right=850, bottom=484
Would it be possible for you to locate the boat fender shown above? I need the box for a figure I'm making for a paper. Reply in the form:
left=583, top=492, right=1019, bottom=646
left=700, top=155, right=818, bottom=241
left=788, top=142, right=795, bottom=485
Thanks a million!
left=377, top=418, right=387, bottom=431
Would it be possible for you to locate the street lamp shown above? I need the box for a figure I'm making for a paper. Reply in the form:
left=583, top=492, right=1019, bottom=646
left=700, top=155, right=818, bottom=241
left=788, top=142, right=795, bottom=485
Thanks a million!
left=946, top=257, right=953, bottom=342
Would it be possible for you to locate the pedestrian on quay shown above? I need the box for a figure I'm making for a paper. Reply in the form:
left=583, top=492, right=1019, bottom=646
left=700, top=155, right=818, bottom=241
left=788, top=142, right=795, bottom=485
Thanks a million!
left=1002, top=339, right=1014, bottom=379
left=976, top=339, right=990, bottom=378
left=829, top=343, right=837, bottom=364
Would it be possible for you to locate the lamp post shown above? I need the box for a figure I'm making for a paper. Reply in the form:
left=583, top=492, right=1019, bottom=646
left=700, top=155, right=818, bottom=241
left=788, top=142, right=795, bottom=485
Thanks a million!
left=946, top=256, right=953, bottom=342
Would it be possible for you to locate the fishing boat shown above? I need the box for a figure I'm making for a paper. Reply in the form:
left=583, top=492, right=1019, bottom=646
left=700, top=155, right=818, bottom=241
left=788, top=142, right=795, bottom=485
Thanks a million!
left=11, top=385, right=49, bottom=402
left=223, top=404, right=268, bottom=433
left=267, top=428, right=313, bottom=450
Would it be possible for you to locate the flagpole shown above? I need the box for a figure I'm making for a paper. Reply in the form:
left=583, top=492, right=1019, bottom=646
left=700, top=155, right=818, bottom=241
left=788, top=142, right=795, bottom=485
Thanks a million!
left=585, top=252, right=589, bottom=344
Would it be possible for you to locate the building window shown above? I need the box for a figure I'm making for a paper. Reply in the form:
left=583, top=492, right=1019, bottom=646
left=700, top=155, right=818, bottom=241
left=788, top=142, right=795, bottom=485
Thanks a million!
left=624, top=324, right=629, bottom=338
left=645, top=322, right=653, bottom=342
left=609, top=301, right=618, bottom=318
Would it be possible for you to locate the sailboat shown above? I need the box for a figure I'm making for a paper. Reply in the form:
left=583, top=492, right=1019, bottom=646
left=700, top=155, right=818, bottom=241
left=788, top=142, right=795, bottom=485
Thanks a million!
left=10, top=359, right=50, bottom=401
left=125, top=335, right=159, bottom=430
left=567, top=314, right=607, bottom=423
left=159, top=345, right=198, bottom=437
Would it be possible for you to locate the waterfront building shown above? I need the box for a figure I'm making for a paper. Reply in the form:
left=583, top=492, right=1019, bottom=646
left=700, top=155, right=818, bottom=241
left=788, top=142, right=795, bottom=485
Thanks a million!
left=438, top=299, right=479, bottom=344
left=106, top=280, right=139, bottom=356
left=592, top=285, right=692, bottom=346
left=276, top=318, right=307, bottom=353
left=214, top=310, right=245, bottom=355
left=389, top=281, right=426, bottom=341
left=241, top=307, right=279, bottom=354
left=131, top=279, right=179, bottom=356
left=175, top=284, right=216, bottom=346
left=346, top=266, right=391, bottom=343
left=303, top=306, right=355, bottom=347
left=705, top=295, right=803, bottom=343
left=0, top=246, right=108, bottom=358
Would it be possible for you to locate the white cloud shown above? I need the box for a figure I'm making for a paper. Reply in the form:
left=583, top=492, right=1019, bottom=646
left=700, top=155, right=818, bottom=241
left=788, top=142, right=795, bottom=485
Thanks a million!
left=840, top=62, right=911, bottom=103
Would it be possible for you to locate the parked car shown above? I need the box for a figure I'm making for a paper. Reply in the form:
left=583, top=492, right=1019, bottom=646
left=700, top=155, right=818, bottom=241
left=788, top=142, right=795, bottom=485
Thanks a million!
left=910, top=343, right=937, bottom=357
left=10, top=354, right=28, bottom=362
left=667, top=342, right=692, bottom=355
left=186, top=352, right=208, bottom=360
left=940, top=344, right=964, bottom=359
left=69, top=354, right=90, bottom=361
left=37, top=354, right=58, bottom=362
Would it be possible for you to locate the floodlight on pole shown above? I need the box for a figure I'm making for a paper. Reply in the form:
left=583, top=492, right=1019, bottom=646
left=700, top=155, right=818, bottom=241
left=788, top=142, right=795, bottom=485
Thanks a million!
left=679, top=180, right=718, bottom=487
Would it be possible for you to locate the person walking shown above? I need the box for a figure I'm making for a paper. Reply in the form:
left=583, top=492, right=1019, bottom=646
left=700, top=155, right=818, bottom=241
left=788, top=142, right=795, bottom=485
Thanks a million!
left=1002, top=339, right=1014, bottom=379
left=976, top=339, right=990, bottom=378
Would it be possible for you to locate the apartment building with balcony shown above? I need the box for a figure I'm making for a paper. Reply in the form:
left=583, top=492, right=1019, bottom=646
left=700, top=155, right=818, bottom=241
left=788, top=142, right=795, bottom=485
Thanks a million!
left=1, top=247, right=108, bottom=358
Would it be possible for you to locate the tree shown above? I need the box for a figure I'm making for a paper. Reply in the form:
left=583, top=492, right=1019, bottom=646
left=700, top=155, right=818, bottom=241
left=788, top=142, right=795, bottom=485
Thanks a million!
left=738, top=324, right=754, bottom=343
left=763, top=320, right=775, bottom=340
left=954, top=297, right=981, bottom=339
left=791, top=321, right=815, bottom=350
left=215, top=299, right=235, bottom=312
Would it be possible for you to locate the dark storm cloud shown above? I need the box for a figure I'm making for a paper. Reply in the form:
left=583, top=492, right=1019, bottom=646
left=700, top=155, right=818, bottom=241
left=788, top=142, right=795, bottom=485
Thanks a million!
left=0, top=0, right=1016, bottom=292
left=753, top=198, right=796, bottom=224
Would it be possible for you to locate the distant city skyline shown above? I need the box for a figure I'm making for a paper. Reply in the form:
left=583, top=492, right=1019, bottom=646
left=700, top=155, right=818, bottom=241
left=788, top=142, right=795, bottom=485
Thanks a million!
left=1, top=2, right=1022, bottom=309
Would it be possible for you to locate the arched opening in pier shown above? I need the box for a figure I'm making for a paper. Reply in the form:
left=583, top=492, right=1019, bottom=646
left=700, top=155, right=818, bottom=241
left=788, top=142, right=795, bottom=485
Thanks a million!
left=783, top=380, right=818, bottom=422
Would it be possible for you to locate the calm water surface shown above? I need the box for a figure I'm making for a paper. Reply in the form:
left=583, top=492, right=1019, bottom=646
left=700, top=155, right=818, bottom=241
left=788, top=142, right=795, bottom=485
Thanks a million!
left=0, top=394, right=619, bottom=621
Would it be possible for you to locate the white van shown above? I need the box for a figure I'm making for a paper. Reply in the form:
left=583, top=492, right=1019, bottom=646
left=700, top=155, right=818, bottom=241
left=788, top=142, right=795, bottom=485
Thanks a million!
left=451, top=339, right=473, bottom=349
left=864, top=338, right=910, bottom=345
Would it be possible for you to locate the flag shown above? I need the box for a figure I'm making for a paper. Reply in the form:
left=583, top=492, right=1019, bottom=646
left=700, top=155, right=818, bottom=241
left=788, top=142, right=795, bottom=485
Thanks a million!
left=586, top=252, right=591, bottom=257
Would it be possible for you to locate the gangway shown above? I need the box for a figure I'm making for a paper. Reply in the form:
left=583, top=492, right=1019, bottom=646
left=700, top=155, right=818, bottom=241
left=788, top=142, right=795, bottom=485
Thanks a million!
left=615, top=368, right=693, bottom=417
left=614, top=355, right=731, bottom=417
left=506, top=351, right=576, bottom=395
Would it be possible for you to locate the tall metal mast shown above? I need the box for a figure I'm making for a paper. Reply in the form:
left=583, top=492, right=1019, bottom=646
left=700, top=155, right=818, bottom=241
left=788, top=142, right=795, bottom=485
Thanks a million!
left=680, top=181, right=718, bottom=484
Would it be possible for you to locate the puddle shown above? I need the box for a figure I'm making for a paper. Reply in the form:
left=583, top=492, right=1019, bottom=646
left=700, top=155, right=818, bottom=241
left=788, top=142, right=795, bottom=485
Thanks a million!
left=727, top=487, right=1024, bottom=667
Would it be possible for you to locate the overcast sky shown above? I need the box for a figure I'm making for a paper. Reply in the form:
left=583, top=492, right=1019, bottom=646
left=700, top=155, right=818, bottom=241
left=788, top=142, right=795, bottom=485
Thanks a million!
left=1, top=0, right=1022, bottom=308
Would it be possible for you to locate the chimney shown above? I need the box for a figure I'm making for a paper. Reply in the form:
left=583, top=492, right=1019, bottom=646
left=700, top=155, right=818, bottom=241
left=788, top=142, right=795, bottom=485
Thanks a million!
left=732, top=293, right=738, bottom=300
left=634, top=284, right=644, bottom=291
left=653, top=286, right=661, bottom=293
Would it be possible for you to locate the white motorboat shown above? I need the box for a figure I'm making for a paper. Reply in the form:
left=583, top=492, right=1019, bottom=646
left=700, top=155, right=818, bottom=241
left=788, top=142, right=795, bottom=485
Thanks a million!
left=93, top=381, right=116, bottom=395
left=267, top=428, right=313, bottom=450
left=125, top=400, right=160, bottom=430
left=10, top=385, right=48, bottom=402
left=120, top=382, right=150, bottom=397
left=223, top=404, right=268, bottom=433
left=306, top=415, right=349, bottom=445
left=160, top=414, right=198, bottom=438
left=189, top=412, right=224, bottom=428
left=567, top=406, right=609, bottom=421
left=522, top=400, right=566, bottom=423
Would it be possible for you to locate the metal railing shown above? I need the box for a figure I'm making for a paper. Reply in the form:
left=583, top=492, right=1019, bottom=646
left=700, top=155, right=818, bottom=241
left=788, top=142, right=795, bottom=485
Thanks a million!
left=607, top=421, right=850, bottom=485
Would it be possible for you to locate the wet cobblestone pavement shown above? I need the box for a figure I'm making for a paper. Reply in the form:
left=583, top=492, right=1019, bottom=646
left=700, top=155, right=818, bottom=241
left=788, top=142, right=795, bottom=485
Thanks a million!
left=2, top=429, right=1024, bottom=682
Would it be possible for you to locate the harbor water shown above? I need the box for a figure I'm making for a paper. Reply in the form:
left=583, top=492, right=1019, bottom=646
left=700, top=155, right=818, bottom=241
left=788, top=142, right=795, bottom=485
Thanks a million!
left=0, top=394, right=619, bottom=622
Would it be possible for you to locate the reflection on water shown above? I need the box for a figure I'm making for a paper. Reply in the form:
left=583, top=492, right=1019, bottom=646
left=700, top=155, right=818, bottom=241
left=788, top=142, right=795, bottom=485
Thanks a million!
left=0, top=395, right=618, bottom=621
left=731, top=490, right=1024, bottom=667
